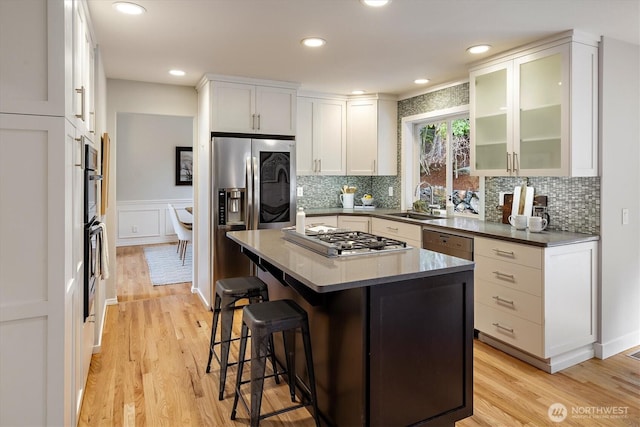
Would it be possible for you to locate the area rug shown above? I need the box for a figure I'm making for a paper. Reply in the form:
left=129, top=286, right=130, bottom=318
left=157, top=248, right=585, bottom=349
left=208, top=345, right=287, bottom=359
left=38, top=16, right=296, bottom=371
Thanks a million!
left=143, top=244, right=192, bottom=286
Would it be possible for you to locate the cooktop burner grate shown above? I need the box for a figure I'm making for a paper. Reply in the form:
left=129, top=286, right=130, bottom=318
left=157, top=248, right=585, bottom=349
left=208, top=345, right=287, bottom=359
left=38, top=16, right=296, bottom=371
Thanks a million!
left=282, top=229, right=409, bottom=257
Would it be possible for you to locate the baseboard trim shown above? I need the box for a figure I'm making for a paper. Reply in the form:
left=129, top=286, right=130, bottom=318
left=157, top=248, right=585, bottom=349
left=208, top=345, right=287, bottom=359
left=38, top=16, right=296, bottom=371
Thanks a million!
left=193, top=286, right=211, bottom=310
left=105, top=297, right=118, bottom=306
left=594, top=330, right=640, bottom=359
left=478, top=333, right=595, bottom=373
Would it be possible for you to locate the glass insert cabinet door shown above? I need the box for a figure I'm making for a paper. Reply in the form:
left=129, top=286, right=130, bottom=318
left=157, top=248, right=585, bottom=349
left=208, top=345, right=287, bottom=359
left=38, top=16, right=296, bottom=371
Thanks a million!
left=515, top=45, right=569, bottom=173
left=470, top=62, right=513, bottom=174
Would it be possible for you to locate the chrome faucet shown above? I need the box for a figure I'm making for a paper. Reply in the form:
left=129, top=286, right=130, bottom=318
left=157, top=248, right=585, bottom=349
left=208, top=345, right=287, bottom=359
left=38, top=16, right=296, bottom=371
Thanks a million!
left=414, top=181, right=434, bottom=205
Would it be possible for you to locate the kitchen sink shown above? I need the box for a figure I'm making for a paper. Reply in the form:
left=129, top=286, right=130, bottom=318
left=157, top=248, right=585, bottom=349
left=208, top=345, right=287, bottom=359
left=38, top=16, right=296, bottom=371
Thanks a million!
left=385, top=211, right=442, bottom=221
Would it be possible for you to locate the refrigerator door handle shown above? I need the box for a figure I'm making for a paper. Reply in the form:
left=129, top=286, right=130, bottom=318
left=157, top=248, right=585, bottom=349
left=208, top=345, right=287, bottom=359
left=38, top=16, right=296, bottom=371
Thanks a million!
left=252, top=156, right=259, bottom=230
left=246, top=156, right=253, bottom=229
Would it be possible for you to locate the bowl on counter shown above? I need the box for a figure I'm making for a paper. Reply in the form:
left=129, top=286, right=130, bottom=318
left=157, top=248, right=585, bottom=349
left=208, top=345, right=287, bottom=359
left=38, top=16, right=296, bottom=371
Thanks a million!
left=361, top=197, right=374, bottom=206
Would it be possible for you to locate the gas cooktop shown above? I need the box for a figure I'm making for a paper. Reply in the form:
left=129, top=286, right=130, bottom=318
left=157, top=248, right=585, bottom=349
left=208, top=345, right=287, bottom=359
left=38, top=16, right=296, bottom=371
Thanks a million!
left=282, top=228, right=409, bottom=257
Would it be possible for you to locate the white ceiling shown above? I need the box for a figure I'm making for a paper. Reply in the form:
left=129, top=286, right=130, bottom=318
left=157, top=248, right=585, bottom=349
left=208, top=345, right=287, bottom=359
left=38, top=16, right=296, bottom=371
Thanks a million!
left=87, top=0, right=640, bottom=97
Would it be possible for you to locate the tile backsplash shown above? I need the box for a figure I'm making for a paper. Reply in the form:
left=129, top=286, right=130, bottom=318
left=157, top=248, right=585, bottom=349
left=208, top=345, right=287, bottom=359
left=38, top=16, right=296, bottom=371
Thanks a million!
left=485, top=176, right=600, bottom=234
left=297, top=174, right=600, bottom=235
left=296, top=175, right=399, bottom=209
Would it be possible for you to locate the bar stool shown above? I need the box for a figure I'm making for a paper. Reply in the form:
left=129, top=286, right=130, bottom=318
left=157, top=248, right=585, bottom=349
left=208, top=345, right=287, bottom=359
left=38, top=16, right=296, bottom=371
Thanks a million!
left=231, top=299, right=321, bottom=427
left=206, top=276, right=279, bottom=400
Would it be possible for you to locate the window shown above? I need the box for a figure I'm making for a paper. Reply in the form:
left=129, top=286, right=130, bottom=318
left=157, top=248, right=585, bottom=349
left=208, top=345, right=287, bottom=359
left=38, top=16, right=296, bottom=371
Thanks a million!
left=415, top=115, right=481, bottom=216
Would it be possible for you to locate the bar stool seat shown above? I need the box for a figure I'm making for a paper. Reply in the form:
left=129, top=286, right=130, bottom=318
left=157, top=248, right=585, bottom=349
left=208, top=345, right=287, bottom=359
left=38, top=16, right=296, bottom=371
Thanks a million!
left=206, top=276, right=278, bottom=400
left=231, top=299, right=321, bottom=427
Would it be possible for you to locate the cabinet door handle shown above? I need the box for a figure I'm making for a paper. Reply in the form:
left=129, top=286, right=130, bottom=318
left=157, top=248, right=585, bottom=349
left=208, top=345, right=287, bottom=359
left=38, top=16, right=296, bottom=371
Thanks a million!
left=386, top=226, right=398, bottom=232
left=318, top=159, right=321, bottom=173
left=492, top=248, right=515, bottom=257
left=492, top=295, right=515, bottom=305
left=506, top=152, right=511, bottom=172
left=492, top=270, right=515, bottom=280
left=75, top=86, right=86, bottom=121
left=75, top=136, right=85, bottom=169
left=513, top=152, right=519, bottom=173
left=251, top=114, right=256, bottom=129
left=256, top=114, right=261, bottom=130
left=313, top=159, right=317, bottom=173
left=373, top=159, right=377, bottom=173
left=492, top=322, right=514, bottom=333
left=90, top=111, right=95, bottom=134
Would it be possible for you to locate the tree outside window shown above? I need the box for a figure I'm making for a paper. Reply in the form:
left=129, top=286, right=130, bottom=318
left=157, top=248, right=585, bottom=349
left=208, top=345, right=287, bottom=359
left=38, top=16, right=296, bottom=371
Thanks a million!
left=416, top=117, right=480, bottom=215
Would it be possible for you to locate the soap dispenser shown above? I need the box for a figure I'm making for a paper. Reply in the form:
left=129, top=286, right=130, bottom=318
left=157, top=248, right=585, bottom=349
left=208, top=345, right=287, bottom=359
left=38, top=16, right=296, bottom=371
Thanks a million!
left=446, top=196, right=455, bottom=217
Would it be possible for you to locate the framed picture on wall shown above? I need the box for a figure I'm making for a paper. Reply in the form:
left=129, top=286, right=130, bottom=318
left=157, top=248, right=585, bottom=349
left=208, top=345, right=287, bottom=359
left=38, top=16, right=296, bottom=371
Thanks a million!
left=175, top=146, right=193, bottom=186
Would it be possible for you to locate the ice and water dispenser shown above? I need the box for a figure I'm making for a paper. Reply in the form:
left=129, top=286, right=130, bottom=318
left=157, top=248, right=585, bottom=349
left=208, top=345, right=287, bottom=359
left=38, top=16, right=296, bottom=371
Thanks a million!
left=217, top=188, right=246, bottom=225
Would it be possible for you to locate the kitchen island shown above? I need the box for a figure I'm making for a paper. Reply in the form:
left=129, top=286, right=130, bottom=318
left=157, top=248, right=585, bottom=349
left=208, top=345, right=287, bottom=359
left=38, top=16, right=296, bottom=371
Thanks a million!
left=227, top=229, right=475, bottom=427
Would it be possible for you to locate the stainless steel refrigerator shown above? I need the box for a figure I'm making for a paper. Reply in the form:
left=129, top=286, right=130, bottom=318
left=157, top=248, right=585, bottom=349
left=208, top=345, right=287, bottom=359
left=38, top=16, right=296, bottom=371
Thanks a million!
left=212, top=133, right=296, bottom=284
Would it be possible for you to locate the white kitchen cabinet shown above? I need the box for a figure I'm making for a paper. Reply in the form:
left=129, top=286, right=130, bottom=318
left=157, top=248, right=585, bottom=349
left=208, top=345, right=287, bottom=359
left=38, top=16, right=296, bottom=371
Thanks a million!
left=370, top=218, right=421, bottom=248
left=470, top=31, right=599, bottom=177
left=72, top=0, right=96, bottom=141
left=210, top=78, right=298, bottom=135
left=0, top=0, right=66, bottom=116
left=338, top=215, right=370, bottom=233
left=346, top=96, right=397, bottom=176
left=474, top=236, right=598, bottom=373
left=297, top=96, right=347, bottom=175
left=0, top=1, right=101, bottom=425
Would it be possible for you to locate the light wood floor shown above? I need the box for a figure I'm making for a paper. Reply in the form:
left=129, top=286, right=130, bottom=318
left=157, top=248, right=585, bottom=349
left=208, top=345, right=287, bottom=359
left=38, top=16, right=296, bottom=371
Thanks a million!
left=79, top=245, right=640, bottom=426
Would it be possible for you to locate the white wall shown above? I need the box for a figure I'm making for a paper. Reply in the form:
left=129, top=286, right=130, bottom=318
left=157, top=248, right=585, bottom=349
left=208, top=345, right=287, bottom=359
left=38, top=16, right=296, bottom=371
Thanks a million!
left=105, top=79, right=197, bottom=302
left=117, top=113, right=193, bottom=200
left=597, top=37, right=640, bottom=358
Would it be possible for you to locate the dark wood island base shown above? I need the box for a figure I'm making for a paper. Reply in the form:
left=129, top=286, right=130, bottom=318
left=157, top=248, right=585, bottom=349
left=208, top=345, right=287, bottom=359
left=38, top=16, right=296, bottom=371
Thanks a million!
left=228, top=230, right=474, bottom=426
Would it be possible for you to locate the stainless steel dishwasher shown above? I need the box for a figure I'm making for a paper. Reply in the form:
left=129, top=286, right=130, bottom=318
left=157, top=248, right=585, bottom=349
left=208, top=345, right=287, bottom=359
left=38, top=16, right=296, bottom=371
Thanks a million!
left=422, top=228, right=473, bottom=260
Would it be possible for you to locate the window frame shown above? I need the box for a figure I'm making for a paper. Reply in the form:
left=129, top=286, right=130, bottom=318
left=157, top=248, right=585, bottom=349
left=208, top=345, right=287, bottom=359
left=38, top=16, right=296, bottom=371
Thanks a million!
left=400, top=104, right=485, bottom=219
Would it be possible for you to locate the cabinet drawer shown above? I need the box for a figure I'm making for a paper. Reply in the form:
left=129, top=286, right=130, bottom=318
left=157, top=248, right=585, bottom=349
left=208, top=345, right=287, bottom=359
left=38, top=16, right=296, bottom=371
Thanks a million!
left=338, top=216, right=370, bottom=233
left=475, top=237, right=542, bottom=269
left=306, top=215, right=338, bottom=228
left=475, top=254, right=542, bottom=296
left=476, top=303, right=543, bottom=357
left=475, top=280, right=542, bottom=324
left=371, top=218, right=421, bottom=243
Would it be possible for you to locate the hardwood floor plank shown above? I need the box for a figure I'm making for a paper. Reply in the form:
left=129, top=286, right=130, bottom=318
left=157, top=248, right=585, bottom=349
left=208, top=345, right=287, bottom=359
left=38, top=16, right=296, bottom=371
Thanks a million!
left=79, top=245, right=640, bottom=426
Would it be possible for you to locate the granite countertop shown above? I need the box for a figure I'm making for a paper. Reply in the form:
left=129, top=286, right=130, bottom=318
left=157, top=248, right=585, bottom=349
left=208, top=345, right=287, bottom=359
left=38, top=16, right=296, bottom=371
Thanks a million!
left=303, top=208, right=599, bottom=247
left=227, top=229, right=474, bottom=293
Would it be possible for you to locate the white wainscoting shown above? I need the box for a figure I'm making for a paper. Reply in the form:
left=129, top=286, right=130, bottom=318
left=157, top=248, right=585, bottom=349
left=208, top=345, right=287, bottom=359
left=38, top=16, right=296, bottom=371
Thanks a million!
left=116, top=199, right=193, bottom=247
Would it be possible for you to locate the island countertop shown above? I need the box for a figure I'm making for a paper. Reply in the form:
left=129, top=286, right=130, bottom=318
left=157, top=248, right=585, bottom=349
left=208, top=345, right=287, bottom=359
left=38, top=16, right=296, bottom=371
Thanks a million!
left=227, top=229, right=474, bottom=294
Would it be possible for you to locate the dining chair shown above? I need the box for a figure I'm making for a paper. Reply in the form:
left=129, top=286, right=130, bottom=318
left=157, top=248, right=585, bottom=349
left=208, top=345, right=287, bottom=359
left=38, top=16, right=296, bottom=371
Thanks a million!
left=168, top=203, right=193, bottom=265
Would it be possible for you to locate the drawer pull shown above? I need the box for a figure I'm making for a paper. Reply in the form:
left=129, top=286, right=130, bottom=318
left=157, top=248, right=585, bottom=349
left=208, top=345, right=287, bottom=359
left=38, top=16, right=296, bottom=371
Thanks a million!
left=492, top=271, right=515, bottom=280
left=492, top=295, right=515, bottom=305
left=386, top=226, right=399, bottom=231
left=493, top=248, right=515, bottom=257
left=492, top=322, right=514, bottom=333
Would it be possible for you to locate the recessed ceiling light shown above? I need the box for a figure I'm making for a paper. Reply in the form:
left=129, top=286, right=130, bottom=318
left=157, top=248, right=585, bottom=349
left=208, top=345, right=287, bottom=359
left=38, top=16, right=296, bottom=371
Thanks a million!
left=113, top=2, right=146, bottom=15
left=467, top=44, right=491, bottom=54
left=361, top=0, right=391, bottom=7
left=301, top=37, right=326, bottom=48
left=351, top=90, right=365, bottom=95
left=169, top=69, right=186, bottom=77
left=414, top=78, right=430, bottom=84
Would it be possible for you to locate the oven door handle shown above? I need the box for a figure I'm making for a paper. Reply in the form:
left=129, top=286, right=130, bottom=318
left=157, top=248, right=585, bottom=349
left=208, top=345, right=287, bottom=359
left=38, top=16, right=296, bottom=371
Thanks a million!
left=88, top=174, right=103, bottom=181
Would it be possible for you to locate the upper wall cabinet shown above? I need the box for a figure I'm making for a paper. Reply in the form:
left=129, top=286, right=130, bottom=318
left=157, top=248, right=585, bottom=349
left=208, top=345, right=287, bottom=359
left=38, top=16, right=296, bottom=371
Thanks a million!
left=0, top=0, right=66, bottom=116
left=470, top=31, right=599, bottom=177
left=297, top=95, right=347, bottom=175
left=72, top=0, right=96, bottom=141
left=209, top=77, right=298, bottom=136
left=347, top=95, right=397, bottom=176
